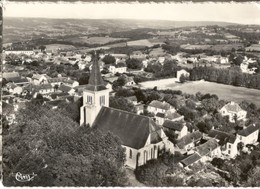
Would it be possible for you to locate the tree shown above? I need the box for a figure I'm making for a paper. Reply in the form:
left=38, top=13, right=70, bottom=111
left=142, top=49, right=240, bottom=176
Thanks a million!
left=179, top=74, right=188, bottom=83
left=109, top=96, right=135, bottom=113
left=126, top=58, right=143, bottom=70
left=237, top=142, right=244, bottom=153
left=102, top=55, right=116, bottom=65
left=3, top=103, right=128, bottom=186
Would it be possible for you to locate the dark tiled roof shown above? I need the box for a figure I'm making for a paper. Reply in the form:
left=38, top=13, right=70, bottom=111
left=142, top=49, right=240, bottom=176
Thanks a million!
left=59, top=85, right=73, bottom=93
left=176, top=131, right=202, bottom=149
left=180, top=153, right=201, bottom=167
left=195, top=139, right=219, bottom=156
left=156, top=112, right=165, bottom=118
left=93, top=107, right=162, bottom=149
left=208, top=130, right=236, bottom=145
left=163, top=120, right=184, bottom=131
left=237, top=125, right=259, bottom=137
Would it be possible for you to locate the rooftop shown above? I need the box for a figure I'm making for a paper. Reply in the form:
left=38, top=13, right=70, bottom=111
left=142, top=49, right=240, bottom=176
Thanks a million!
left=237, top=125, right=259, bottom=137
left=93, top=106, right=162, bottom=149
left=149, top=100, right=172, bottom=110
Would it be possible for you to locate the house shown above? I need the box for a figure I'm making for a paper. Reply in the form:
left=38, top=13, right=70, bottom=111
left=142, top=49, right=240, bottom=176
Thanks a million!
left=80, top=53, right=174, bottom=169
left=180, top=138, right=221, bottom=167
left=32, top=74, right=49, bottom=85
left=63, top=79, right=79, bottom=88
left=48, top=77, right=68, bottom=87
left=125, top=96, right=138, bottom=105
left=237, top=125, right=259, bottom=145
left=176, top=69, right=190, bottom=82
left=123, top=75, right=136, bottom=86
left=175, top=131, right=203, bottom=154
left=163, top=120, right=188, bottom=140
left=220, top=101, right=247, bottom=122
left=155, top=111, right=184, bottom=125
left=135, top=104, right=144, bottom=115
left=147, top=100, right=175, bottom=115
left=207, top=130, right=238, bottom=158
left=104, top=82, right=113, bottom=92
left=36, top=84, right=55, bottom=94
left=109, top=62, right=127, bottom=74
left=6, top=83, right=23, bottom=95
left=3, top=72, right=20, bottom=81
left=58, top=85, right=75, bottom=95
left=195, top=138, right=221, bottom=162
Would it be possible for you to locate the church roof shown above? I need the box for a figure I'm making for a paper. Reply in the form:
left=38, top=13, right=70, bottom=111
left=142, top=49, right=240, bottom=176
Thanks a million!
left=85, top=54, right=107, bottom=91
left=93, top=106, right=162, bottom=149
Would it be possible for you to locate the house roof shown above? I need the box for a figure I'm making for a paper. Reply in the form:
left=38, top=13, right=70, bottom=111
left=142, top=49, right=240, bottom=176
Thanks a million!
left=176, top=131, right=202, bottom=149
left=59, top=84, right=73, bottom=93
left=149, top=100, right=172, bottom=110
left=163, top=120, right=184, bottom=131
left=93, top=106, right=162, bottom=149
left=36, top=84, right=53, bottom=90
left=115, top=62, right=126, bottom=68
left=6, top=83, right=19, bottom=89
left=237, top=125, right=259, bottom=137
left=85, top=54, right=107, bottom=91
left=9, top=77, right=29, bottom=84
left=3, top=72, right=19, bottom=79
left=208, top=130, right=237, bottom=145
left=48, top=77, right=67, bottom=83
left=156, top=112, right=165, bottom=118
left=180, top=152, right=201, bottom=167
left=195, top=139, right=219, bottom=156
left=222, top=101, right=245, bottom=113
left=165, top=111, right=182, bottom=120
left=135, top=104, right=144, bottom=110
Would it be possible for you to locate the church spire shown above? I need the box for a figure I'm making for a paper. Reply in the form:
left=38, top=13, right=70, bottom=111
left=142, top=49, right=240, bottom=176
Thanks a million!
left=85, top=51, right=107, bottom=91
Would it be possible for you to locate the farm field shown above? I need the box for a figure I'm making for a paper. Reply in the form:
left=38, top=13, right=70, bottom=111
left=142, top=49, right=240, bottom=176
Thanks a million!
left=127, top=39, right=154, bottom=47
left=246, top=44, right=260, bottom=52
left=45, top=44, right=76, bottom=51
left=66, top=36, right=128, bottom=45
left=140, top=79, right=260, bottom=107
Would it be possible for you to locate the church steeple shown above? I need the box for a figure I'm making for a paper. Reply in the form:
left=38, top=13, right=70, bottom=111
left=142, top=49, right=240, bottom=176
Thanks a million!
left=80, top=51, right=110, bottom=126
left=86, top=52, right=107, bottom=91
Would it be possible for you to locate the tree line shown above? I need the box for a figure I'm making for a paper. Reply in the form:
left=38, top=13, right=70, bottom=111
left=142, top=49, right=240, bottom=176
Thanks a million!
left=190, top=66, right=260, bottom=90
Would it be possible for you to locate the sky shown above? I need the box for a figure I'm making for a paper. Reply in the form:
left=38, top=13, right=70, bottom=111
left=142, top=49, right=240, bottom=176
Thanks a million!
left=3, top=2, right=260, bottom=25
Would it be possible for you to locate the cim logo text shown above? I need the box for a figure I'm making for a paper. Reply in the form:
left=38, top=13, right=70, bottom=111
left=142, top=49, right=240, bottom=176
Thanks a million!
left=15, top=172, right=37, bottom=182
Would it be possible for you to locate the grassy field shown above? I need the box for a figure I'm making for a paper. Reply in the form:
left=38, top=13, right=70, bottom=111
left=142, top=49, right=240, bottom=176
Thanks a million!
left=166, top=80, right=260, bottom=107
left=45, top=44, right=76, bottom=51
left=66, top=36, right=128, bottom=45
left=127, top=39, right=153, bottom=47
left=141, top=79, right=260, bottom=107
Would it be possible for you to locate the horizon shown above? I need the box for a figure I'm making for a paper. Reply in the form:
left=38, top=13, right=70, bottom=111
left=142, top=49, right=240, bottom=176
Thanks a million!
left=4, top=2, right=260, bottom=25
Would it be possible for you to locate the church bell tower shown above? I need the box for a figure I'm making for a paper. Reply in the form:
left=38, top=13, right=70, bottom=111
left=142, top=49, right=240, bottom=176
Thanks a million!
left=80, top=53, right=109, bottom=126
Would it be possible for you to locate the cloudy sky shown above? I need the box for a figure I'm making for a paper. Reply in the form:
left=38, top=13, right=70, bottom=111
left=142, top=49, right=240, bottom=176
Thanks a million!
left=4, top=2, right=260, bottom=25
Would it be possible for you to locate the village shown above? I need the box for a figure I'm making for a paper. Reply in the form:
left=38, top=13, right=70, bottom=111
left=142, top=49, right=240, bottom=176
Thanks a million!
left=1, top=16, right=260, bottom=187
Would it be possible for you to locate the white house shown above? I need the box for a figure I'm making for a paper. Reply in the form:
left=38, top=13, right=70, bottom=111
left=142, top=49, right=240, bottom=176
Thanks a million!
left=147, top=100, right=175, bottom=115
left=207, top=130, right=239, bottom=158
left=177, top=69, right=190, bottom=82
left=237, top=125, right=259, bottom=145
left=220, top=101, right=247, bottom=122
left=6, top=83, right=23, bottom=95
left=32, top=74, right=50, bottom=85
left=109, top=63, right=127, bottom=74
left=163, top=120, right=188, bottom=140
left=155, top=111, right=184, bottom=125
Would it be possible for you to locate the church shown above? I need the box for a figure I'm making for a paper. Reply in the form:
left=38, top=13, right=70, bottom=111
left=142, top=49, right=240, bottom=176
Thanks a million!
left=80, top=54, right=174, bottom=169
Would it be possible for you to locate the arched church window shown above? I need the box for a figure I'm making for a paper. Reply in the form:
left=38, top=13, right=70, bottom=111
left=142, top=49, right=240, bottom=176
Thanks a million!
left=129, top=149, right=132, bottom=159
